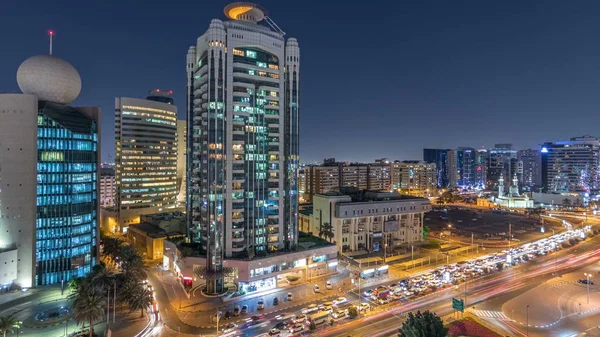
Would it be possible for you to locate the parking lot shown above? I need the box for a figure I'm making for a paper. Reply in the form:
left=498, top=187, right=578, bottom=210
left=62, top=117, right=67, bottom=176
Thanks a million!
left=425, top=207, right=560, bottom=243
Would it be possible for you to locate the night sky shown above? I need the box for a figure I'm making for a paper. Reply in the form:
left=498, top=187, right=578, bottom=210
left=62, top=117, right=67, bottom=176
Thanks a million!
left=2, top=0, right=600, bottom=163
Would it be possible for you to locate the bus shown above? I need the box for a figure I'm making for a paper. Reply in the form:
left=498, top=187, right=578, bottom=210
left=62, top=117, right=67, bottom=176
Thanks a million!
left=308, top=311, right=330, bottom=326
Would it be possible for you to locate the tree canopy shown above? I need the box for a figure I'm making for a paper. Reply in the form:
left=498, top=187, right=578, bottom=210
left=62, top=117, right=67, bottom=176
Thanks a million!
left=398, top=310, right=448, bottom=337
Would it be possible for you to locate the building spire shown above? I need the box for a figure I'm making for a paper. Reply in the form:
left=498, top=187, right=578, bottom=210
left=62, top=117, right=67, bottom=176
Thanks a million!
left=498, top=173, right=504, bottom=198
left=48, top=30, right=54, bottom=55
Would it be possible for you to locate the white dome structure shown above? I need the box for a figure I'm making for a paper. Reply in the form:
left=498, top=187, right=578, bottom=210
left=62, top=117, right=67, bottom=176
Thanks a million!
left=17, top=55, right=81, bottom=104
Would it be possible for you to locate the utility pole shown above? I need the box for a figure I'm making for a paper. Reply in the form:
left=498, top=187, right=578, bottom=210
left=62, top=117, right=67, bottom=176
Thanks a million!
left=113, top=281, right=116, bottom=323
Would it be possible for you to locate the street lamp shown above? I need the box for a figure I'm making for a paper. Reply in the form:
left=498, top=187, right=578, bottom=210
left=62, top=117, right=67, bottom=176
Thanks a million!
left=526, top=305, right=529, bottom=337
left=585, top=273, right=591, bottom=304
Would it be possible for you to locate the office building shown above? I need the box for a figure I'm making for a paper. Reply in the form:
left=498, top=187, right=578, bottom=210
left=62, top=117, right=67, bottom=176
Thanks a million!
left=447, top=150, right=458, bottom=187
left=186, top=3, right=301, bottom=294
left=176, top=120, right=187, bottom=205
left=391, top=161, right=436, bottom=196
left=541, top=136, right=600, bottom=193
left=517, top=149, right=541, bottom=191
left=474, top=149, right=488, bottom=188
left=302, top=191, right=431, bottom=253
left=115, top=90, right=178, bottom=229
left=423, top=149, right=450, bottom=188
left=0, top=53, right=100, bottom=287
left=100, top=167, right=116, bottom=207
left=487, top=144, right=517, bottom=189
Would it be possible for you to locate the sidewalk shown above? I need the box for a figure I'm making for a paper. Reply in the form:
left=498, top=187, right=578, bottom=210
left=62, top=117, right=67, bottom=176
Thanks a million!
left=107, top=311, right=151, bottom=337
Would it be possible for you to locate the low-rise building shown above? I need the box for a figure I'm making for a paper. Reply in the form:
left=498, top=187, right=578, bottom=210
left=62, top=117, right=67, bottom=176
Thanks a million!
left=303, top=191, right=431, bottom=253
left=127, top=216, right=185, bottom=260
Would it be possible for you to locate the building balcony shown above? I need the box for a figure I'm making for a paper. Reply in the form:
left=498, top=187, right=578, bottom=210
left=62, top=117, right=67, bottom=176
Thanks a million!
left=232, top=246, right=246, bottom=252
left=268, top=133, right=280, bottom=137
left=268, top=214, right=279, bottom=219
left=232, top=236, right=244, bottom=243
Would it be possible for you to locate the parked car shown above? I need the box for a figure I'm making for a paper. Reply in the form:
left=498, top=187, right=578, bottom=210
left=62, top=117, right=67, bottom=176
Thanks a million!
left=233, top=306, right=240, bottom=316
left=273, top=297, right=279, bottom=305
left=326, top=281, right=333, bottom=290
left=269, top=328, right=281, bottom=336
left=240, top=305, right=248, bottom=315
left=333, top=297, right=347, bottom=305
left=257, top=299, right=265, bottom=310
left=313, top=284, right=320, bottom=293
left=222, top=323, right=237, bottom=333
left=292, top=314, right=306, bottom=324
left=579, top=279, right=595, bottom=285
left=224, top=310, right=232, bottom=320
left=287, top=292, right=293, bottom=301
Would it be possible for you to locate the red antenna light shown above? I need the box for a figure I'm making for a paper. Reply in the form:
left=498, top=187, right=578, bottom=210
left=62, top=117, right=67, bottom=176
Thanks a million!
left=48, top=30, right=54, bottom=36
left=48, top=30, right=54, bottom=55
left=169, top=90, right=173, bottom=94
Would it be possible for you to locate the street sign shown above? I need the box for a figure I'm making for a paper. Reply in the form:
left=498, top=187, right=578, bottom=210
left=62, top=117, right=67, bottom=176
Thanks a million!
left=452, top=298, right=464, bottom=312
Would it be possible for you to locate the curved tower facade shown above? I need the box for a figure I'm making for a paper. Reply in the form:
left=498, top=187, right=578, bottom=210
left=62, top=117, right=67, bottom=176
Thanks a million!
left=187, top=3, right=300, bottom=294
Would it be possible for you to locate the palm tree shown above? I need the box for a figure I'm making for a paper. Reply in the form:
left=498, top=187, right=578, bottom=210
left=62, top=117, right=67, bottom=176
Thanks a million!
left=118, top=279, right=140, bottom=311
left=0, top=314, right=18, bottom=337
left=127, top=287, right=153, bottom=317
left=70, top=279, right=105, bottom=337
left=101, top=236, right=124, bottom=261
left=319, top=222, right=335, bottom=242
left=91, top=263, right=116, bottom=291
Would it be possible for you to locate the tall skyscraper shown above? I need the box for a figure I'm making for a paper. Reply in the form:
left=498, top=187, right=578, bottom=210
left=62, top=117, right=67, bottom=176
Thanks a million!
left=115, top=90, right=178, bottom=229
left=517, top=149, right=541, bottom=191
left=456, top=147, right=476, bottom=187
left=487, top=144, right=517, bottom=189
left=187, top=3, right=300, bottom=294
left=176, top=120, right=187, bottom=206
left=474, top=149, right=488, bottom=188
left=423, top=149, right=450, bottom=188
left=0, top=53, right=100, bottom=287
left=541, top=136, right=600, bottom=193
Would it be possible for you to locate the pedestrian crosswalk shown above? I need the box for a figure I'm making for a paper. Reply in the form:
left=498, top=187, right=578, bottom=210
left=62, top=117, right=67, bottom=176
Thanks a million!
left=472, top=309, right=509, bottom=320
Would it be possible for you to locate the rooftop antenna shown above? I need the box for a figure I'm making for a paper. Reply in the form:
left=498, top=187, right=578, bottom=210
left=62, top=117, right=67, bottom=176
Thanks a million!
left=48, top=30, right=54, bottom=55
left=264, top=16, right=285, bottom=35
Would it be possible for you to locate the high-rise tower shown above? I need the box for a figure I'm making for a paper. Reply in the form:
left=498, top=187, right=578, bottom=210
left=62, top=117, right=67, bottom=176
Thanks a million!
left=187, top=3, right=300, bottom=294
left=0, top=48, right=100, bottom=287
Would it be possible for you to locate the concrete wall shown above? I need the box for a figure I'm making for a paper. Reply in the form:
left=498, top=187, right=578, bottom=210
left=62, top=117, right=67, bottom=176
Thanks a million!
left=0, top=94, right=38, bottom=287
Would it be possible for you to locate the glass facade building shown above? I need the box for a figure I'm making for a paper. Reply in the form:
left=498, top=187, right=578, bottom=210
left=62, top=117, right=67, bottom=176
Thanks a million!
left=187, top=9, right=300, bottom=294
left=35, top=102, right=99, bottom=286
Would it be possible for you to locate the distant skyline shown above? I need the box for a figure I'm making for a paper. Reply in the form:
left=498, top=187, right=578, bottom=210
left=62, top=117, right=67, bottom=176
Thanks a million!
left=2, top=1, right=600, bottom=163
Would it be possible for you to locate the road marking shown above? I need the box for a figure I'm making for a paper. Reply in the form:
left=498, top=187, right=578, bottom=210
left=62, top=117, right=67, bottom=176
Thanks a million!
left=472, top=309, right=509, bottom=320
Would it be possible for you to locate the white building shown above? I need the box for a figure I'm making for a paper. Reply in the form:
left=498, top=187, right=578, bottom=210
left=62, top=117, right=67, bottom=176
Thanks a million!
left=176, top=120, right=187, bottom=206
left=306, top=192, right=431, bottom=253
left=492, top=174, right=534, bottom=208
left=186, top=3, right=300, bottom=294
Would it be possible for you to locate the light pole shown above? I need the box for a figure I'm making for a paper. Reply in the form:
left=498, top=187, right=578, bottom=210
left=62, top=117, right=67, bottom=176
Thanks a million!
left=585, top=273, right=591, bottom=304
left=526, top=305, right=529, bottom=337
left=216, top=308, right=220, bottom=335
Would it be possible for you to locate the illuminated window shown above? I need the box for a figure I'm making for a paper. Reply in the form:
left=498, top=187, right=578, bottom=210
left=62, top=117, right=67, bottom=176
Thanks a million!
left=246, top=50, right=257, bottom=58
left=268, top=64, right=279, bottom=70
left=233, top=48, right=244, bottom=56
left=248, top=69, right=255, bottom=76
left=257, top=62, right=267, bottom=68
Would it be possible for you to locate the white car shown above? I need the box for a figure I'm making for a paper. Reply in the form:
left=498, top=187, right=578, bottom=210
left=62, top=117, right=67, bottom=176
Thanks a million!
left=301, top=304, right=318, bottom=314
left=222, top=323, right=238, bottom=333
left=332, top=310, right=346, bottom=319
left=313, top=284, right=320, bottom=293
left=257, top=298, right=265, bottom=310
left=333, top=297, right=347, bottom=305
left=287, top=292, right=293, bottom=301
left=358, top=303, right=371, bottom=311
left=326, top=281, right=333, bottom=290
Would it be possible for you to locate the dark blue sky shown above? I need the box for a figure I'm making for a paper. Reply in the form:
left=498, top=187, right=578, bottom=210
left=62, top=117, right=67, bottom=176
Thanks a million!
left=2, top=0, right=600, bottom=163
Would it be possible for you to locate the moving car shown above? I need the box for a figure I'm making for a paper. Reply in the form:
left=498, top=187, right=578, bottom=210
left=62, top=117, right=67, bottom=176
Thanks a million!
left=222, top=323, right=237, bottom=333
left=289, top=323, right=304, bottom=333
left=212, top=311, right=222, bottom=322
left=326, top=281, right=333, bottom=290
left=313, top=284, right=320, bottom=293
left=292, top=314, right=306, bottom=324
left=273, top=297, right=279, bottom=305
left=301, top=304, right=319, bottom=314
left=224, top=310, right=232, bottom=320
left=257, top=298, right=265, bottom=310
left=268, top=328, right=281, bottom=336
left=233, top=306, right=240, bottom=316
left=579, top=279, right=595, bottom=285
left=332, top=310, right=346, bottom=319
left=333, top=297, right=347, bottom=305
left=287, top=292, right=293, bottom=301
left=240, top=305, right=248, bottom=315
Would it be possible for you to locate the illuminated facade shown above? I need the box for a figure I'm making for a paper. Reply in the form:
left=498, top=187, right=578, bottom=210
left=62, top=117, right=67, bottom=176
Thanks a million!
left=0, top=53, right=100, bottom=287
left=100, top=167, right=116, bottom=207
left=541, top=136, right=600, bottom=194
left=176, top=120, right=187, bottom=206
left=392, top=161, right=436, bottom=196
left=187, top=3, right=300, bottom=294
left=115, top=92, right=178, bottom=228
